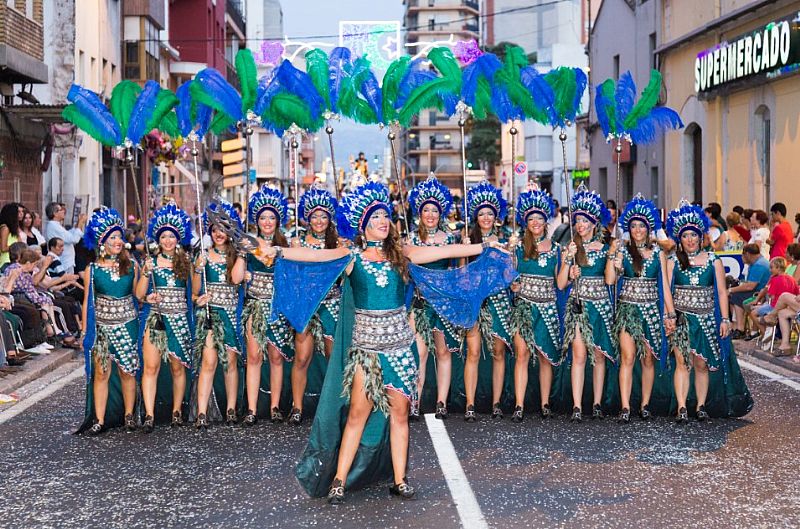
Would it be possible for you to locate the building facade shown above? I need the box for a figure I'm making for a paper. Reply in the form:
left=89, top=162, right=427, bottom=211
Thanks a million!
left=657, top=0, right=800, bottom=216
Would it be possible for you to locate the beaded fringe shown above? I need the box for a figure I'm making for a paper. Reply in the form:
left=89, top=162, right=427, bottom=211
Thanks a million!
left=195, top=308, right=230, bottom=372
left=145, top=312, right=171, bottom=364
left=342, top=347, right=389, bottom=415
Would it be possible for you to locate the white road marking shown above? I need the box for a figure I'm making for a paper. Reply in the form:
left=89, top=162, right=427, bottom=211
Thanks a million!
left=739, top=359, right=800, bottom=392
left=0, top=365, right=83, bottom=425
left=425, top=413, right=488, bottom=529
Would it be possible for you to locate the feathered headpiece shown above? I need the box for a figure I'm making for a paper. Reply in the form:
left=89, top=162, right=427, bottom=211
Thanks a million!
left=298, top=186, right=338, bottom=223
left=570, top=184, right=611, bottom=226
left=665, top=198, right=711, bottom=242
left=595, top=70, right=683, bottom=145
left=516, top=187, right=556, bottom=225
left=620, top=193, right=661, bottom=233
left=203, top=198, right=242, bottom=234
left=147, top=201, right=193, bottom=246
left=84, top=206, right=125, bottom=250
left=248, top=184, right=289, bottom=226
left=336, top=180, right=391, bottom=241
left=409, top=175, right=453, bottom=219
left=466, top=180, right=507, bottom=222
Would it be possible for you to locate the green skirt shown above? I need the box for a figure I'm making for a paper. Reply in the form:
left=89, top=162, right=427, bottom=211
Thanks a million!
left=510, top=298, right=563, bottom=366
left=241, top=297, right=294, bottom=360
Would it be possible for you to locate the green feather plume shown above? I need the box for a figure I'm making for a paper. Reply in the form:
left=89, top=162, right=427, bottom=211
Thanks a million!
left=157, top=111, right=180, bottom=138
left=472, top=77, right=494, bottom=120
left=305, top=48, right=331, bottom=110
left=109, top=80, right=141, bottom=139
left=622, top=69, right=661, bottom=130
left=495, top=45, right=550, bottom=124
left=145, top=88, right=179, bottom=134
left=264, top=92, right=321, bottom=131
left=236, top=48, right=258, bottom=114
left=545, top=67, right=577, bottom=123
left=381, top=56, right=410, bottom=125
left=338, top=56, right=378, bottom=124
left=209, top=112, right=235, bottom=135
left=62, top=104, right=118, bottom=147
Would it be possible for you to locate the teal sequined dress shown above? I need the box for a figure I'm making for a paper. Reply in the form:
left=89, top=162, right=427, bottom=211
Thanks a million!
left=300, top=238, right=342, bottom=351
left=89, top=264, right=139, bottom=375
left=511, top=244, right=562, bottom=366
left=613, top=245, right=664, bottom=360
left=409, top=231, right=463, bottom=354
left=145, top=257, right=193, bottom=367
left=241, top=253, right=294, bottom=359
left=195, top=260, right=241, bottom=371
left=563, top=243, right=616, bottom=363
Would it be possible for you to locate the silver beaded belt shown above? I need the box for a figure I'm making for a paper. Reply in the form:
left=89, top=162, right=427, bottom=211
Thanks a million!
left=95, top=294, right=137, bottom=325
left=674, top=285, right=714, bottom=315
left=247, top=271, right=274, bottom=300
left=325, top=284, right=342, bottom=301
left=352, top=307, right=414, bottom=355
left=518, top=274, right=556, bottom=303
left=152, top=286, right=186, bottom=315
left=574, top=276, right=608, bottom=301
left=207, top=282, right=237, bottom=308
left=619, top=277, right=658, bottom=303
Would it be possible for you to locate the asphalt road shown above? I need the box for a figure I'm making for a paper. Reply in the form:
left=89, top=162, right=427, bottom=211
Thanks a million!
left=0, top=358, right=798, bottom=529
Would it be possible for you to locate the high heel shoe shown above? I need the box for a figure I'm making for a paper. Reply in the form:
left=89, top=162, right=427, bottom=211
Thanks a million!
left=618, top=408, right=630, bottom=423
left=591, top=403, right=604, bottom=420
left=464, top=404, right=476, bottom=423
left=288, top=408, right=302, bottom=425
left=696, top=405, right=710, bottom=422
left=570, top=407, right=582, bottom=423
left=142, top=415, right=154, bottom=433
left=541, top=403, right=552, bottom=419
left=327, top=478, right=345, bottom=505
left=389, top=478, right=416, bottom=499
left=510, top=405, right=523, bottom=423
left=225, top=408, right=237, bottom=426
left=270, top=407, right=284, bottom=423
left=242, top=410, right=257, bottom=427
left=676, top=407, right=688, bottom=423
left=409, top=404, right=420, bottom=422
left=87, top=421, right=106, bottom=436
left=434, top=401, right=448, bottom=420
left=195, top=413, right=209, bottom=430
left=491, top=402, right=503, bottom=420
left=639, top=404, right=652, bottom=421
left=171, top=410, right=184, bottom=427
left=124, top=413, right=136, bottom=432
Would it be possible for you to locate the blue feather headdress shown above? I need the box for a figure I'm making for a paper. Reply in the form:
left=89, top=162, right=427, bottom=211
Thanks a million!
left=203, top=198, right=242, bottom=234
left=595, top=69, right=683, bottom=145
left=516, top=187, right=556, bottom=226
left=336, top=180, right=391, bottom=241
left=620, top=193, right=661, bottom=233
left=665, top=198, right=711, bottom=242
left=299, top=186, right=338, bottom=223
left=84, top=206, right=125, bottom=251
left=248, top=184, right=289, bottom=226
left=466, top=180, right=507, bottom=222
left=148, top=202, right=193, bottom=246
left=409, top=175, right=453, bottom=219
left=570, top=184, right=611, bottom=226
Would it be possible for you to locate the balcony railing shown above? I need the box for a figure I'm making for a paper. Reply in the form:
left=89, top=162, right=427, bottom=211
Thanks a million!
left=463, top=0, right=479, bottom=10
left=463, top=22, right=479, bottom=33
left=227, top=0, right=246, bottom=33
left=0, top=3, right=46, bottom=83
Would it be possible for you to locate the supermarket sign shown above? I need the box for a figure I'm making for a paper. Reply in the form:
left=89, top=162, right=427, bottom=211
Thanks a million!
left=695, top=13, right=800, bottom=94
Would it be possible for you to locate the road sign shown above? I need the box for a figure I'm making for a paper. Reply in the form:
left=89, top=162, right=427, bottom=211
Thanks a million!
left=223, top=175, right=245, bottom=188
left=514, top=161, right=527, bottom=175
left=221, top=137, right=246, bottom=152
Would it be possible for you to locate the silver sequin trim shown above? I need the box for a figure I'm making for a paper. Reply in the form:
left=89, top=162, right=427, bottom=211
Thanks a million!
left=673, top=285, right=714, bottom=315
left=518, top=274, right=556, bottom=303
left=353, top=307, right=414, bottom=355
left=95, top=295, right=137, bottom=325
left=619, top=277, right=658, bottom=303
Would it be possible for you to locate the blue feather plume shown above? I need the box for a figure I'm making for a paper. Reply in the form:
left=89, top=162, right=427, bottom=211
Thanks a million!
left=396, top=59, right=437, bottom=108
left=65, top=84, right=122, bottom=146
left=276, top=59, right=326, bottom=120
left=614, top=71, right=636, bottom=132
left=491, top=83, right=522, bottom=122
left=126, top=80, right=161, bottom=144
left=628, top=106, right=684, bottom=145
left=328, top=47, right=352, bottom=113
left=594, top=83, right=614, bottom=138
left=461, top=53, right=503, bottom=107
left=191, top=67, right=243, bottom=123
left=360, top=66, right=383, bottom=123
left=569, top=67, right=588, bottom=124
left=519, top=66, right=556, bottom=122
left=253, top=68, right=282, bottom=117
left=176, top=81, right=212, bottom=139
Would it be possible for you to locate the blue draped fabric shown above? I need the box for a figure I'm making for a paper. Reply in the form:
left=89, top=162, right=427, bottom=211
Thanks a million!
left=712, top=265, right=731, bottom=383
left=270, top=254, right=351, bottom=332
left=82, top=266, right=96, bottom=379
left=408, top=248, right=518, bottom=329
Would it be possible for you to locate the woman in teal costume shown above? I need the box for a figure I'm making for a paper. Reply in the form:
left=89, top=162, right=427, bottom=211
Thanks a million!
left=79, top=207, right=140, bottom=435
left=557, top=185, right=617, bottom=422
left=463, top=180, right=512, bottom=422
left=194, top=199, right=246, bottom=428
left=282, top=181, right=504, bottom=503
left=666, top=200, right=753, bottom=421
left=509, top=186, right=563, bottom=422
left=136, top=202, right=195, bottom=431
left=289, top=186, right=342, bottom=425
left=609, top=194, right=676, bottom=422
left=241, top=185, right=294, bottom=426
left=407, top=175, right=462, bottom=420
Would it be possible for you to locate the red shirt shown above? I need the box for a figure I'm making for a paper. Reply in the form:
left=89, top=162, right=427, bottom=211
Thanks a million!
left=767, top=273, right=799, bottom=306
left=733, top=224, right=750, bottom=242
left=770, top=220, right=793, bottom=258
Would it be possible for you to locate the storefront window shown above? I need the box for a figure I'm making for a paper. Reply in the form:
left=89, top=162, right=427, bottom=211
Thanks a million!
left=755, top=105, right=771, bottom=208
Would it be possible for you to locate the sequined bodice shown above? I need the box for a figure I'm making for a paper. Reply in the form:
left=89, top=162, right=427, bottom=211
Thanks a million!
left=150, top=256, right=187, bottom=289
left=350, top=251, right=406, bottom=310
left=578, top=243, right=609, bottom=277
left=410, top=231, right=455, bottom=270
left=672, top=253, right=716, bottom=287
left=621, top=245, right=660, bottom=279
left=246, top=252, right=273, bottom=273
left=515, top=244, right=559, bottom=277
left=92, top=263, right=135, bottom=298
left=205, top=260, right=229, bottom=283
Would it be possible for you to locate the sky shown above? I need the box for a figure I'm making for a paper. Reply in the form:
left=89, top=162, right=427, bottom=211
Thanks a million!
left=280, top=1, right=406, bottom=173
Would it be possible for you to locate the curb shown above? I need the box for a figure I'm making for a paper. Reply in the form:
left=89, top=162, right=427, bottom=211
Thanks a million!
left=0, top=348, right=80, bottom=396
left=734, top=342, right=800, bottom=375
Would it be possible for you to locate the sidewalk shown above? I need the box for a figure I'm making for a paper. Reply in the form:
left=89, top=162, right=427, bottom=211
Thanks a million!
left=733, top=338, right=800, bottom=375
left=0, top=348, right=80, bottom=397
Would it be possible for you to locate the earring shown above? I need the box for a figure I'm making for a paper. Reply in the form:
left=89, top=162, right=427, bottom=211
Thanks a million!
left=360, top=232, right=367, bottom=251
left=99, top=244, right=106, bottom=257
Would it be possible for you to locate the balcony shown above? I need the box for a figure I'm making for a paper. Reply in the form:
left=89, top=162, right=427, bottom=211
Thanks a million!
left=123, top=0, right=165, bottom=30
left=407, top=0, right=480, bottom=13
left=463, top=22, right=479, bottom=33
left=226, top=61, right=241, bottom=91
left=227, top=0, right=246, bottom=37
left=0, top=3, right=47, bottom=83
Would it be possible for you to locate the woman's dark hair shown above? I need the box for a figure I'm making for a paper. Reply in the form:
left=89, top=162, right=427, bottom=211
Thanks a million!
left=626, top=236, right=652, bottom=276
left=676, top=245, right=689, bottom=270
left=522, top=223, right=548, bottom=260
left=354, top=223, right=407, bottom=282
left=753, top=210, right=768, bottom=225
left=305, top=215, right=340, bottom=249
left=20, top=210, right=33, bottom=230
left=118, top=249, right=133, bottom=277
left=0, top=203, right=20, bottom=235
left=156, top=237, right=191, bottom=282
left=571, top=222, right=597, bottom=267
left=209, top=226, right=238, bottom=282
left=786, top=243, right=800, bottom=261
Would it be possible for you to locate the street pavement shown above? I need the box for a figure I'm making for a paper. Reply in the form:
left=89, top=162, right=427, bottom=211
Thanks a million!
left=0, top=357, right=798, bottom=529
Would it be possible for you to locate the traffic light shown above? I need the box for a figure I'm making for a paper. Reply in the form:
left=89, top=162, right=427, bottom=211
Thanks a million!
left=466, top=161, right=474, bottom=169
left=221, top=136, right=247, bottom=189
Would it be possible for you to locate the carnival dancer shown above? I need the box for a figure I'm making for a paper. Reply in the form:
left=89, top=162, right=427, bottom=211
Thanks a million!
left=289, top=186, right=342, bottom=425
left=287, top=181, right=508, bottom=503
left=463, top=180, right=512, bottom=422
left=407, top=176, right=461, bottom=420
left=79, top=207, right=140, bottom=435
left=609, top=194, right=676, bottom=422
left=557, top=185, right=617, bottom=422
left=239, top=185, right=294, bottom=425
left=136, top=202, right=195, bottom=431
left=509, top=186, right=563, bottom=422
left=666, top=200, right=753, bottom=421
left=193, top=199, right=246, bottom=429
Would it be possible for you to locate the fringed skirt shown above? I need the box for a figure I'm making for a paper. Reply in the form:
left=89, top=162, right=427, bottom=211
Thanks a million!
left=614, top=301, right=663, bottom=361
left=195, top=305, right=240, bottom=372
left=93, top=319, right=140, bottom=376
left=241, top=296, right=294, bottom=361
left=411, top=298, right=463, bottom=355
left=670, top=311, right=721, bottom=371
left=478, top=291, right=513, bottom=353
left=511, top=298, right=562, bottom=366
left=145, top=311, right=193, bottom=368
left=563, top=288, right=617, bottom=364
left=304, top=287, right=341, bottom=354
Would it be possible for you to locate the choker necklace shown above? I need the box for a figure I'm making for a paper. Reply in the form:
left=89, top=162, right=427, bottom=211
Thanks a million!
left=365, top=240, right=382, bottom=248
left=311, top=230, right=326, bottom=240
left=425, top=227, right=439, bottom=236
left=481, top=232, right=493, bottom=242
left=212, top=247, right=227, bottom=257
left=159, top=252, right=174, bottom=262
left=634, top=241, right=648, bottom=249
left=104, top=254, right=118, bottom=262
left=687, top=249, right=701, bottom=266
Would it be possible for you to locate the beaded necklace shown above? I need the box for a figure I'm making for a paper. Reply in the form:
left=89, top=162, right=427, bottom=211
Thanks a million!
left=359, top=249, right=391, bottom=288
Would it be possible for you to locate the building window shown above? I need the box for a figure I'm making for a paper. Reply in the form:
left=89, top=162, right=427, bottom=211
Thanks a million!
left=649, top=33, right=657, bottom=70
left=755, top=105, right=771, bottom=208
left=537, top=136, right=553, bottom=162
left=598, top=167, right=608, bottom=198
left=124, top=42, right=139, bottom=79
left=429, top=19, right=435, bottom=31
left=650, top=166, right=659, bottom=206
left=683, top=123, right=703, bottom=204
left=428, top=112, right=437, bottom=126
left=613, top=54, right=620, bottom=80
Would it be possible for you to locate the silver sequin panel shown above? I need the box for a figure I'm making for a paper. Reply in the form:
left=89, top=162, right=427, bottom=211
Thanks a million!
left=619, top=277, right=658, bottom=303
left=95, top=294, right=137, bottom=325
left=518, top=274, right=556, bottom=303
left=152, top=286, right=187, bottom=315
left=353, top=307, right=414, bottom=355
left=673, top=285, right=714, bottom=315
left=207, top=282, right=238, bottom=308
left=574, top=276, right=608, bottom=301
left=247, top=271, right=274, bottom=301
